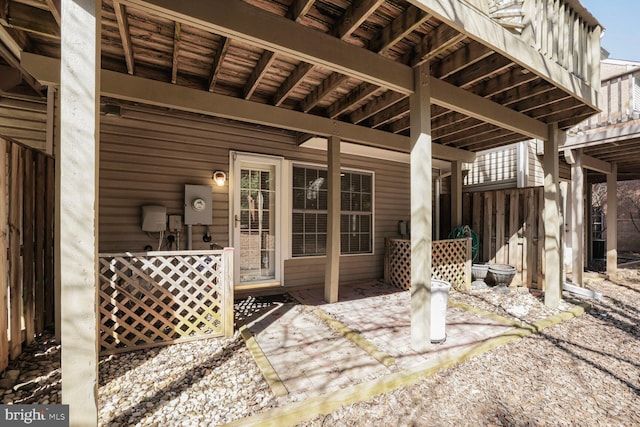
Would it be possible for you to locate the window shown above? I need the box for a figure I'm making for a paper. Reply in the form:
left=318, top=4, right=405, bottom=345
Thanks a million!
left=292, top=165, right=373, bottom=257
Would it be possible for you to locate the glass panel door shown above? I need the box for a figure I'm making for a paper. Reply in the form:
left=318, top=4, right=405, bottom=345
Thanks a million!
left=232, top=154, right=281, bottom=286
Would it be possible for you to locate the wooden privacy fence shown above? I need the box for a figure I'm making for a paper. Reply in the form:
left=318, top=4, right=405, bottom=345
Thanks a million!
left=98, top=249, right=234, bottom=355
left=462, top=187, right=546, bottom=289
left=384, top=238, right=472, bottom=291
left=1, top=139, right=55, bottom=373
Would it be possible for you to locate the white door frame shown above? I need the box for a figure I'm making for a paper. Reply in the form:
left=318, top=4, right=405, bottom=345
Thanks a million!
left=229, top=151, right=286, bottom=287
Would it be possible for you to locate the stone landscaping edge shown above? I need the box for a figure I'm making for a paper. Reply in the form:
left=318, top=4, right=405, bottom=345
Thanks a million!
left=228, top=301, right=588, bottom=427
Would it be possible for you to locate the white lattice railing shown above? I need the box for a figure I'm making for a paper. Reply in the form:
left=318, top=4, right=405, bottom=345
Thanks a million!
left=384, top=238, right=472, bottom=291
left=98, top=249, right=234, bottom=355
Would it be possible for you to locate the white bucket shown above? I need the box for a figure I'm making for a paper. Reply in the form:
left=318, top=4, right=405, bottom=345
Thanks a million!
left=431, top=279, right=451, bottom=343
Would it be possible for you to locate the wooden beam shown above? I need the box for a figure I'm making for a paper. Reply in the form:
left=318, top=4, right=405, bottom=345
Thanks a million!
left=366, top=98, right=409, bottom=128
left=444, top=53, right=513, bottom=89
left=288, top=0, right=315, bottom=22
left=113, top=1, right=134, bottom=75
left=300, top=72, right=348, bottom=112
left=0, top=138, right=8, bottom=373
left=410, top=61, right=432, bottom=351
left=412, top=23, right=466, bottom=67
left=324, top=135, right=340, bottom=303
left=2, top=2, right=59, bottom=39
left=60, top=0, right=99, bottom=422
left=349, top=91, right=405, bottom=124
left=431, top=41, right=493, bottom=79
left=543, top=123, right=561, bottom=308
left=325, top=82, right=380, bottom=119
left=0, top=40, right=41, bottom=93
left=208, top=36, right=230, bottom=92
left=451, top=160, right=462, bottom=227
left=333, top=0, right=385, bottom=40
left=243, top=51, right=276, bottom=100
left=370, top=5, right=430, bottom=53
left=43, top=0, right=61, bottom=27
left=407, top=0, right=598, bottom=108
left=0, top=25, right=23, bottom=59
left=120, top=0, right=413, bottom=94
left=171, top=21, right=181, bottom=84
left=430, top=77, right=548, bottom=141
left=273, top=61, right=313, bottom=106
left=23, top=53, right=476, bottom=162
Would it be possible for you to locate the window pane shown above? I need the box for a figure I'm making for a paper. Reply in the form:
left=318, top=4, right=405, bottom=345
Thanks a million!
left=292, top=213, right=303, bottom=233
left=317, top=233, right=327, bottom=254
left=341, top=191, right=349, bottom=211
left=292, top=234, right=303, bottom=255
left=360, top=215, right=371, bottom=233
left=352, top=174, right=361, bottom=192
left=293, top=189, right=305, bottom=209
left=351, top=193, right=361, bottom=211
left=340, top=234, right=348, bottom=253
left=362, top=174, right=372, bottom=193
left=362, top=193, right=372, bottom=212
left=350, top=235, right=360, bottom=253
left=341, top=173, right=350, bottom=191
left=317, top=214, right=327, bottom=233
left=360, top=233, right=370, bottom=252
left=305, top=234, right=317, bottom=255
left=318, top=190, right=327, bottom=210
left=261, top=171, right=271, bottom=190
left=305, top=213, right=316, bottom=233
left=293, top=167, right=305, bottom=188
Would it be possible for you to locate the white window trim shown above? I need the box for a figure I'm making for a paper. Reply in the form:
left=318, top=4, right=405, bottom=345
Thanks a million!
left=289, top=161, right=376, bottom=259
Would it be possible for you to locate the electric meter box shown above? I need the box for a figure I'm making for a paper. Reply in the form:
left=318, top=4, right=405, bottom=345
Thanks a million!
left=184, top=184, right=213, bottom=225
left=141, top=205, right=167, bottom=232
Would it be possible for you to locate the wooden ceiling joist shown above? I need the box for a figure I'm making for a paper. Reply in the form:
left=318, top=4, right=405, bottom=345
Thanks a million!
left=171, top=21, right=180, bottom=84
left=370, top=5, right=430, bottom=54
left=349, top=90, right=405, bottom=124
left=445, top=53, right=513, bottom=89
left=272, top=61, right=313, bottom=106
left=0, top=1, right=59, bottom=39
left=43, top=0, right=60, bottom=27
left=208, top=36, right=230, bottom=92
left=325, top=82, right=380, bottom=119
left=288, top=0, right=315, bottom=22
left=243, top=50, right=276, bottom=100
left=300, top=72, right=349, bottom=112
left=412, top=23, right=465, bottom=67
left=431, top=40, right=493, bottom=79
left=332, top=0, right=385, bottom=40
left=113, top=1, right=134, bottom=75
left=366, top=98, right=409, bottom=128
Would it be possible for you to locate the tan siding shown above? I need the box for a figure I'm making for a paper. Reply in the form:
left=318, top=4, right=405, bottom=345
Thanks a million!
left=99, top=102, right=409, bottom=287
left=0, top=95, right=47, bottom=151
left=527, top=141, right=544, bottom=187
left=464, top=144, right=518, bottom=190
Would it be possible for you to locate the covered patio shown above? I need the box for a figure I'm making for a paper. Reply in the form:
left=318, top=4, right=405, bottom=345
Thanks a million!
left=0, top=0, right=605, bottom=423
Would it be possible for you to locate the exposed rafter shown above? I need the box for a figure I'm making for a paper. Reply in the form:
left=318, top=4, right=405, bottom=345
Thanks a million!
left=412, top=23, right=465, bottom=67
left=208, top=36, right=230, bottom=92
left=366, top=98, right=409, bottom=129
left=370, top=5, right=430, bottom=53
left=444, top=53, right=513, bottom=89
left=43, top=0, right=61, bottom=27
left=288, top=0, right=315, bottom=22
left=113, top=1, right=135, bottom=75
left=349, top=91, right=405, bottom=124
left=0, top=39, right=40, bottom=93
left=300, top=72, right=349, bottom=113
left=272, top=61, right=313, bottom=106
left=325, top=82, right=380, bottom=119
left=332, top=0, right=385, bottom=40
left=171, top=22, right=181, bottom=84
left=0, top=1, right=59, bottom=39
left=243, top=50, right=276, bottom=100
left=431, top=41, right=493, bottom=79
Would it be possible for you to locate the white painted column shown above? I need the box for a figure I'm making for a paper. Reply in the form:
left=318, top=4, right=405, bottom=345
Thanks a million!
left=570, top=149, right=584, bottom=286
left=410, top=62, right=432, bottom=351
left=324, top=135, right=340, bottom=303
left=607, top=163, right=618, bottom=280
left=451, top=160, right=463, bottom=228
left=543, top=123, right=561, bottom=308
left=60, top=0, right=100, bottom=424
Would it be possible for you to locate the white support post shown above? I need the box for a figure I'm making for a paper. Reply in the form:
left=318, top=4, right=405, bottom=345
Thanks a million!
left=543, top=123, right=562, bottom=308
left=410, top=62, right=432, bottom=351
left=607, top=163, right=618, bottom=280
left=570, top=149, right=584, bottom=286
left=60, top=0, right=100, bottom=424
left=324, top=135, right=340, bottom=303
left=451, top=160, right=463, bottom=228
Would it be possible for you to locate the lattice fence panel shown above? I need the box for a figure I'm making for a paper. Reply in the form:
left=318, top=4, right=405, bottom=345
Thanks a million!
left=385, top=238, right=471, bottom=291
left=98, top=250, right=233, bottom=355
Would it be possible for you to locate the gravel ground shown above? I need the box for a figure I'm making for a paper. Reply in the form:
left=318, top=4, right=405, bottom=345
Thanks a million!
left=1, top=270, right=639, bottom=426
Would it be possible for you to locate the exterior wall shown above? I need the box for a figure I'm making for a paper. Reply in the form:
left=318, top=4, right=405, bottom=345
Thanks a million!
left=99, top=101, right=409, bottom=288
left=0, top=93, right=47, bottom=151
left=463, top=143, right=517, bottom=190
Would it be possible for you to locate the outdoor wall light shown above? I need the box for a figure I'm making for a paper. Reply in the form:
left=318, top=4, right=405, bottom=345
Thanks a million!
left=213, top=171, right=227, bottom=186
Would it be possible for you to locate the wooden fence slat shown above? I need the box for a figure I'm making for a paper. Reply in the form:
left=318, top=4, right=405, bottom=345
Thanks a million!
left=0, top=139, right=8, bottom=372
left=524, top=188, right=535, bottom=286
left=537, top=186, right=545, bottom=290
left=44, top=157, right=55, bottom=327
left=34, top=153, right=46, bottom=334
left=483, top=192, right=493, bottom=263
left=23, top=150, right=35, bottom=345
left=471, top=192, right=481, bottom=260
left=495, top=192, right=506, bottom=264
left=9, top=143, right=23, bottom=359
left=508, top=190, right=520, bottom=284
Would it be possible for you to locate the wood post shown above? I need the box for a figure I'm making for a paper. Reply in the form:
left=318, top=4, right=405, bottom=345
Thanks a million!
left=223, top=247, right=234, bottom=338
left=570, top=149, right=584, bottom=286
left=44, top=157, right=55, bottom=328
left=23, top=149, right=35, bottom=345
left=0, top=138, right=8, bottom=372
left=60, top=0, right=100, bottom=422
left=9, top=142, right=23, bottom=359
left=34, top=153, right=46, bottom=334
left=543, top=124, right=562, bottom=308
left=607, top=163, right=618, bottom=280
left=451, top=160, right=462, bottom=229
left=324, top=135, right=340, bottom=303
left=410, top=61, right=432, bottom=351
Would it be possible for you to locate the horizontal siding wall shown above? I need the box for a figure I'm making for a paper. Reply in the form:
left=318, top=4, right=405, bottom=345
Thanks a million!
left=0, top=94, right=47, bottom=151
left=464, top=144, right=517, bottom=191
left=99, top=102, right=410, bottom=288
